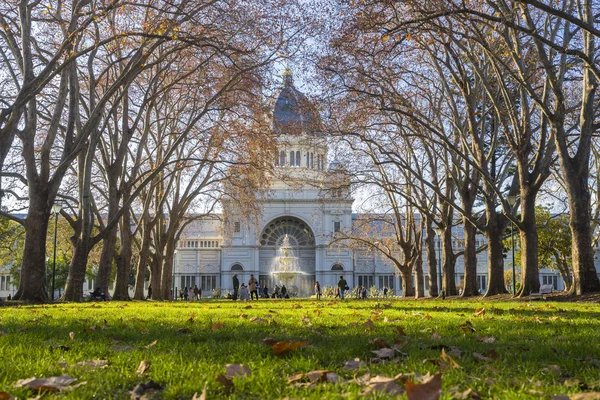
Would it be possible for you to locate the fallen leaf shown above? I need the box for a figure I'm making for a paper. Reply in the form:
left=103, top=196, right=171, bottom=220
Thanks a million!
left=239, top=314, right=248, bottom=319
left=136, top=360, right=150, bottom=375
left=405, top=372, right=442, bottom=400
left=175, top=328, right=191, bottom=334
left=188, top=313, right=195, bottom=323
left=261, top=337, right=279, bottom=346
left=473, top=308, right=485, bottom=317
left=431, top=332, right=441, bottom=340
left=571, top=394, right=600, bottom=400
left=473, top=352, right=490, bottom=362
left=244, top=305, right=252, bottom=309
left=225, top=364, right=251, bottom=378
left=343, top=358, right=365, bottom=370
left=441, top=348, right=461, bottom=368
left=216, top=374, right=234, bottom=390
left=476, top=335, right=496, bottom=343
left=370, top=338, right=389, bottom=348
left=0, top=392, right=14, bottom=399
left=15, top=375, right=78, bottom=392
left=397, top=326, right=407, bottom=336
left=362, top=319, right=375, bottom=329
left=249, top=317, right=267, bottom=324
left=362, top=375, right=404, bottom=395
left=69, top=332, right=75, bottom=341
left=424, top=313, right=432, bottom=320
left=192, top=385, right=207, bottom=400
left=485, top=349, right=501, bottom=360
left=146, top=340, right=158, bottom=348
left=74, top=359, right=109, bottom=369
left=211, top=322, right=224, bottom=331
left=372, top=348, right=395, bottom=359
left=543, top=364, right=561, bottom=374
left=130, top=380, right=163, bottom=399
left=272, top=340, right=308, bottom=356
left=460, top=321, right=476, bottom=334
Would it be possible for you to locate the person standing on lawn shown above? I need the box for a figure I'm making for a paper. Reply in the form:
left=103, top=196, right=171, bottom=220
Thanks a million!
left=193, top=285, right=199, bottom=300
left=232, top=274, right=240, bottom=300
left=249, top=274, right=259, bottom=300
left=338, top=276, right=348, bottom=300
left=315, top=281, right=321, bottom=300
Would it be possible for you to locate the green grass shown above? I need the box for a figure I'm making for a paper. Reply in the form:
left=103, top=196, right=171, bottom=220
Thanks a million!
left=1, top=298, right=600, bottom=399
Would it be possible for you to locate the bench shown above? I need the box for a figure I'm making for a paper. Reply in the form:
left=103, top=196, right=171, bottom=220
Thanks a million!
left=529, top=284, right=553, bottom=300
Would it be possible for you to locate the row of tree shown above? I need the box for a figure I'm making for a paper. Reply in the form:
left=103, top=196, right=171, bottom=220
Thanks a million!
left=0, top=0, right=313, bottom=301
left=319, top=0, right=600, bottom=296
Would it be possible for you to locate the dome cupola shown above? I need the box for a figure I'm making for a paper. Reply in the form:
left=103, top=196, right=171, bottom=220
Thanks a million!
left=273, top=69, right=322, bottom=136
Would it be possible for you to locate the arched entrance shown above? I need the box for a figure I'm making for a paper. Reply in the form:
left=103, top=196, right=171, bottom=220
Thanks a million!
left=258, top=216, right=316, bottom=296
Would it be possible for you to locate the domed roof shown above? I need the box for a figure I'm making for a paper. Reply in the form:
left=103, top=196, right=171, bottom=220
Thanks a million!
left=273, top=70, right=322, bottom=136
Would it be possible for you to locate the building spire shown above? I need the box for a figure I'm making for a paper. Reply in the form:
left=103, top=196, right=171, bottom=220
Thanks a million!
left=283, top=67, right=293, bottom=87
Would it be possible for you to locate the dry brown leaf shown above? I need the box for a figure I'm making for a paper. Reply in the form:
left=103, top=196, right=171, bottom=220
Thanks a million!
left=362, top=375, right=404, bottom=395
left=239, top=313, right=248, bottom=319
left=370, top=338, right=389, bottom=348
left=136, top=360, right=150, bottom=375
left=405, top=372, right=442, bottom=400
left=216, top=374, right=234, bottom=389
left=249, top=317, right=267, bottom=324
left=261, top=337, right=279, bottom=346
left=485, top=349, right=501, bottom=360
left=397, top=326, right=407, bottom=336
left=146, top=340, right=158, bottom=348
left=188, top=313, right=195, bottom=323
left=441, top=348, right=461, bottom=368
left=191, top=385, right=207, bottom=400
left=272, top=340, right=308, bottom=356
left=571, top=394, right=600, bottom=400
left=225, top=364, right=251, bottom=378
left=211, top=322, right=224, bottom=331
left=69, top=332, right=75, bottom=341
left=0, top=392, right=14, bottom=400
left=372, top=348, right=395, bottom=359
left=424, top=313, right=433, bottom=320
left=244, top=305, right=252, bottom=309
left=362, top=319, right=375, bottom=330
left=431, top=332, right=441, bottom=340
left=74, top=359, right=108, bottom=369
left=476, top=335, right=496, bottom=343
left=15, top=375, right=78, bottom=392
left=130, top=380, right=163, bottom=399
left=473, top=308, right=486, bottom=317
left=543, top=364, right=561, bottom=374
left=460, top=321, right=476, bottom=334
left=343, top=358, right=365, bottom=370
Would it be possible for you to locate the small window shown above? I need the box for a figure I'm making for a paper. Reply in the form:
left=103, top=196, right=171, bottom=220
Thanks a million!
left=296, top=151, right=300, bottom=166
left=331, top=264, right=344, bottom=271
left=290, top=151, right=295, bottom=166
left=234, top=222, right=241, bottom=233
left=334, top=221, right=341, bottom=233
left=310, top=153, right=314, bottom=168
left=280, top=151, right=286, bottom=166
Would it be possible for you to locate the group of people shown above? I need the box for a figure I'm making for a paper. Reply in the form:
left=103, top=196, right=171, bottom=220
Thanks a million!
left=232, top=274, right=294, bottom=301
left=171, top=285, right=202, bottom=301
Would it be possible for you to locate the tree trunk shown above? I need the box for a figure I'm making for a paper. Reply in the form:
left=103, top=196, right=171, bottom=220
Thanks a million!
left=484, top=217, right=508, bottom=296
left=13, top=188, right=51, bottom=302
left=518, top=193, right=540, bottom=296
left=161, top=238, right=176, bottom=300
left=62, top=235, right=91, bottom=301
left=133, top=224, right=152, bottom=300
left=414, top=252, right=425, bottom=299
left=425, top=221, right=438, bottom=297
left=150, top=252, right=163, bottom=300
left=462, top=219, right=478, bottom=297
left=565, top=170, right=600, bottom=294
left=113, top=208, right=132, bottom=300
left=400, top=269, right=415, bottom=297
left=442, top=228, right=457, bottom=295
left=96, top=226, right=117, bottom=297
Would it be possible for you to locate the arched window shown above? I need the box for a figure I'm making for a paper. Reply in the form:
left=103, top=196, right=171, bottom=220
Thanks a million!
left=231, top=264, right=244, bottom=271
left=290, top=151, right=295, bottom=166
left=296, top=151, right=300, bottom=166
left=280, top=151, right=286, bottom=166
left=259, top=217, right=315, bottom=247
left=331, top=264, right=344, bottom=271
left=310, top=153, right=314, bottom=168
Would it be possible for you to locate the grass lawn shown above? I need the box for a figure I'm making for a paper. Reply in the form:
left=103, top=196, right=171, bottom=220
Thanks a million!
left=1, top=298, right=600, bottom=399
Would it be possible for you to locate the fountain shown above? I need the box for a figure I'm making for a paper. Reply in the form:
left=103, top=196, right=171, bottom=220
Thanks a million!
left=272, top=234, right=305, bottom=295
